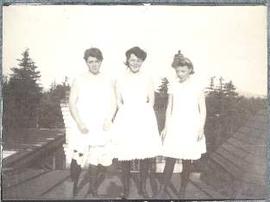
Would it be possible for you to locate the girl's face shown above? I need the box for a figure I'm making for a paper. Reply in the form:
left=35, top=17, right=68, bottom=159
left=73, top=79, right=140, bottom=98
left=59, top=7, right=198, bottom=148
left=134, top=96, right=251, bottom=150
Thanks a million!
left=175, top=65, right=192, bottom=83
left=127, top=53, right=144, bottom=73
left=86, top=56, right=102, bottom=75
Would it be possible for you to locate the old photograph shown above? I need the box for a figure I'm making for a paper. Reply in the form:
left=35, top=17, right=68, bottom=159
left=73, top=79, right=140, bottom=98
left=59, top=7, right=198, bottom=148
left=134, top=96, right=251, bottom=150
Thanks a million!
left=1, top=5, right=268, bottom=200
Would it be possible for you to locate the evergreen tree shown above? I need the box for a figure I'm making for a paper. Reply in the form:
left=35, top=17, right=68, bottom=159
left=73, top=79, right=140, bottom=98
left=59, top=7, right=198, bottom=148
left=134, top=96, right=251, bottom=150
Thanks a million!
left=4, top=49, right=42, bottom=128
left=38, top=78, right=70, bottom=128
left=158, top=77, right=169, bottom=95
left=206, top=76, right=216, bottom=95
left=224, top=80, right=238, bottom=97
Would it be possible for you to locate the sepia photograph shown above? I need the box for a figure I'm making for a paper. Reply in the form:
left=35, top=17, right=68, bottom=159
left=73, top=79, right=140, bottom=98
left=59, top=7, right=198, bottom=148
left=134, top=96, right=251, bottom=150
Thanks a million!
left=1, top=4, right=268, bottom=200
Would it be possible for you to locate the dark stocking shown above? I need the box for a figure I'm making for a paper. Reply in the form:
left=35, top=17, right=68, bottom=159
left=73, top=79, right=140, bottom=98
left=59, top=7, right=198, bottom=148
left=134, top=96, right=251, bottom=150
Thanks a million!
left=159, top=157, right=176, bottom=194
left=139, top=159, right=150, bottom=198
left=96, top=164, right=106, bottom=188
left=70, top=159, right=81, bottom=196
left=149, top=158, right=159, bottom=196
left=88, top=165, right=99, bottom=197
left=121, top=161, right=131, bottom=198
left=179, top=160, right=191, bottom=197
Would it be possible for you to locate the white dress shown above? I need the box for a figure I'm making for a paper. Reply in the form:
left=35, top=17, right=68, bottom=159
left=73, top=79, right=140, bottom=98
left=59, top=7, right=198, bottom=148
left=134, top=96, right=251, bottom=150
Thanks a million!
left=112, top=69, right=162, bottom=161
left=67, top=73, right=115, bottom=168
left=162, top=75, right=206, bottom=160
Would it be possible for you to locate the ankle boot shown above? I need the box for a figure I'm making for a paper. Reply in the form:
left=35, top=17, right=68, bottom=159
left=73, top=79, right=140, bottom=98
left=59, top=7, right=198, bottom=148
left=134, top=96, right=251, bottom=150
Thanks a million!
left=120, top=175, right=130, bottom=199
left=121, top=161, right=130, bottom=198
left=178, top=160, right=191, bottom=198
left=139, top=176, right=149, bottom=198
left=155, top=184, right=167, bottom=198
left=124, top=177, right=130, bottom=198
left=88, top=165, right=98, bottom=197
left=95, top=165, right=106, bottom=191
left=70, top=159, right=81, bottom=196
left=138, top=159, right=150, bottom=198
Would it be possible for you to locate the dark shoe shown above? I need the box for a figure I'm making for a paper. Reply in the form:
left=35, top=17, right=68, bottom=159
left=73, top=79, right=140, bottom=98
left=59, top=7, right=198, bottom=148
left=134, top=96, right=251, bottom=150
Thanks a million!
left=153, top=185, right=167, bottom=198
left=73, top=182, right=78, bottom=196
left=121, top=177, right=130, bottom=199
left=138, top=190, right=149, bottom=198
left=120, top=191, right=128, bottom=199
left=70, top=159, right=81, bottom=182
left=120, top=185, right=129, bottom=199
left=138, top=183, right=149, bottom=198
left=178, top=186, right=186, bottom=198
left=88, top=184, right=98, bottom=197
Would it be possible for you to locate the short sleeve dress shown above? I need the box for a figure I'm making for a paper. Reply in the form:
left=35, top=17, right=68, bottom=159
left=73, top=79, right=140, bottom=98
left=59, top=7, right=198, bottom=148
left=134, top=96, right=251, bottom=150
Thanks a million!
left=162, top=75, right=206, bottom=160
left=67, top=73, right=115, bottom=167
left=112, top=69, right=162, bottom=161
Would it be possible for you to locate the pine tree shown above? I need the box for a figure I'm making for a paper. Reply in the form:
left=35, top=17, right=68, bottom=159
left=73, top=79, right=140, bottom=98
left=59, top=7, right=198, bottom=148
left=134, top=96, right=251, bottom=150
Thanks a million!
left=224, top=80, right=238, bottom=97
left=206, top=76, right=217, bottom=95
left=4, top=49, right=42, bottom=128
left=39, top=79, right=70, bottom=128
left=158, top=77, right=169, bottom=95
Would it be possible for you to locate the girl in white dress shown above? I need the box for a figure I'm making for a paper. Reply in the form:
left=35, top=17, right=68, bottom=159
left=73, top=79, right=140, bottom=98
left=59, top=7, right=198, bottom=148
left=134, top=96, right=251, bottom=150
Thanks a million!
left=159, top=51, right=207, bottom=198
left=69, top=48, right=116, bottom=196
left=113, top=47, right=162, bottom=198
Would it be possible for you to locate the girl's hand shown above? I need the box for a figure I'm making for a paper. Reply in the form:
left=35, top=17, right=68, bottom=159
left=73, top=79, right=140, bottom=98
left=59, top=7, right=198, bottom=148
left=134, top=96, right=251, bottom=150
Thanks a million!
left=78, top=122, right=89, bottom=134
left=197, top=128, right=204, bottom=141
left=103, top=119, right=112, bottom=131
left=161, top=128, right=167, bottom=143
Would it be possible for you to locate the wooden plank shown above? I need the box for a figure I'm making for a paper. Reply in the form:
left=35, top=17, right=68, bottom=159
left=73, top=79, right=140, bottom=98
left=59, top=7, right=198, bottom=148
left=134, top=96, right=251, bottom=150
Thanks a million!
left=245, top=128, right=267, bottom=141
left=3, top=135, right=65, bottom=169
left=216, top=147, right=266, bottom=183
left=244, top=150, right=266, bottom=167
left=43, top=177, right=74, bottom=199
left=238, top=126, right=250, bottom=134
left=210, top=153, right=243, bottom=179
left=213, top=147, right=265, bottom=185
left=227, top=138, right=259, bottom=155
left=253, top=113, right=268, bottom=123
left=228, top=140, right=265, bottom=161
left=2, top=169, right=48, bottom=188
left=241, top=171, right=266, bottom=185
left=233, top=129, right=265, bottom=146
left=3, top=170, right=70, bottom=199
left=181, top=178, right=211, bottom=199
left=221, top=143, right=248, bottom=160
left=75, top=171, right=90, bottom=198
left=189, top=173, right=227, bottom=199
left=216, top=147, right=249, bottom=171
left=255, top=121, right=268, bottom=130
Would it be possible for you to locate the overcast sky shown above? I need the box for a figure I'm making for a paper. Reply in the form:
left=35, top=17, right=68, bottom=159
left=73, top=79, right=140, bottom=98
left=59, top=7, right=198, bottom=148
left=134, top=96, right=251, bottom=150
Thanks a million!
left=2, top=5, right=267, bottom=96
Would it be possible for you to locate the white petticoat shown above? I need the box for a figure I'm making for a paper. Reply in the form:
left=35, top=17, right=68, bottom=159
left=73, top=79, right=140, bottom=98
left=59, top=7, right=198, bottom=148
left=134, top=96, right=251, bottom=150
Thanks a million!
left=64, top=129, right=113, bottom=168
left=112, top=103, right=163, bottom=161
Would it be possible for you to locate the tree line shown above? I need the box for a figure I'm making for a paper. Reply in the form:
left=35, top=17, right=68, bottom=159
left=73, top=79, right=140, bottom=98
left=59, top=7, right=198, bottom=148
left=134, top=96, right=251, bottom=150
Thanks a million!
left=156, top=76, right=267, bottom=152
left=3, top=49, right=69, bottom=134
left=2, top=49, right=267, bottom=151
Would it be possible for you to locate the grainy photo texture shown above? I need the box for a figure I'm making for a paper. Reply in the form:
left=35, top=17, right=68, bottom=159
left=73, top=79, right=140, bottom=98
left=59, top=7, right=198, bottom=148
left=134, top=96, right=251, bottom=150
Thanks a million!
left=1, top=5, right=268, bottom=200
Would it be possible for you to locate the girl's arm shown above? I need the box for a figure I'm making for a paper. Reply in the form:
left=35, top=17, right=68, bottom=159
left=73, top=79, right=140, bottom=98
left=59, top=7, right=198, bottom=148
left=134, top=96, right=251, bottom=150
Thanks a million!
left=197, top=91, right=207, bottom=141
left=147, top=78, right=155, bottom=106
left=115, top=80, right=124, bottom=108
left=161, top=94, right=173, bottom=141
left=69, top=79, right=88, bottom=134
left=147, top=85, right=155, bottom=107
left=108, top=80, right=118, bottom=120
left=164, top=94, right=173, bottom=130
left=103, top=80, right=118, bottom=131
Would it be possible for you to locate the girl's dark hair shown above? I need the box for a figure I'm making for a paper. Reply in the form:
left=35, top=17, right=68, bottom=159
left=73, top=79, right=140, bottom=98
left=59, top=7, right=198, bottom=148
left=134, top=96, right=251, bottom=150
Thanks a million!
left=125, top=46, right=147, bottom=66
left=171, top=50, right=194, bottom=74
left=83, top=48, right=103, bottom=61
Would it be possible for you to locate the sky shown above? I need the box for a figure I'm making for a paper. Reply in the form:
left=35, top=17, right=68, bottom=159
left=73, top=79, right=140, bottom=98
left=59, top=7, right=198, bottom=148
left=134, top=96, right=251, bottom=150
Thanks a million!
left=2, top=5, right=267, bottom=96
